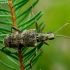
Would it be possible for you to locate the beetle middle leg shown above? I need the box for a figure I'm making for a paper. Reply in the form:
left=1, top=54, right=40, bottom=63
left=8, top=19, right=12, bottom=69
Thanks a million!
left=11, top=26, right=21, bottom=33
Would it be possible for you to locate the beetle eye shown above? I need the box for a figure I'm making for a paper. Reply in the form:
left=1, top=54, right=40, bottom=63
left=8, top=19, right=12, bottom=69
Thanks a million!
left=47, top=31, right=52, bottom=34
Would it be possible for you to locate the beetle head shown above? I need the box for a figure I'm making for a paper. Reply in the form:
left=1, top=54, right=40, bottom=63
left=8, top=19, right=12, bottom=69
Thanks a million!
left=47, top=31, right=54, bottom=40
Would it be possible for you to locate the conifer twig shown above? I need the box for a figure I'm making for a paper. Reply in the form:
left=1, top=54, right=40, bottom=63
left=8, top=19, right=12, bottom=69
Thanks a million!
left=8, top=0, right=17, bottom=27
left=8, top=0, right=24, bottom=70
left=18, top=49, right=25, bottom=70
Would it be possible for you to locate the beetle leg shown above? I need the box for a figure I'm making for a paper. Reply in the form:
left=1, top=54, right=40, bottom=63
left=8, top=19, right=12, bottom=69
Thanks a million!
left=30, top=47, right=37, bottom=68
left=11, top=26, right=21, bottom=33
left=43, top=41, right=49, bottom=46
left=40, top=24, right=45, bottom=33
left=30, top=53, right=36, bottom=68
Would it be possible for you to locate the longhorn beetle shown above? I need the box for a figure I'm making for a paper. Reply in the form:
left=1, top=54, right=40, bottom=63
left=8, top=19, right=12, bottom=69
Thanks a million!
left=3, top=24, right=54, bottom=48
left=1, top=5, right=69, bottom=68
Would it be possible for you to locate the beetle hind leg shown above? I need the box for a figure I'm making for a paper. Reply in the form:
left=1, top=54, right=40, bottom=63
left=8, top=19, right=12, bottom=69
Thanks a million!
left=30, top=47, right=37, bottom=68
left=30, top=53, right=36, bottom=68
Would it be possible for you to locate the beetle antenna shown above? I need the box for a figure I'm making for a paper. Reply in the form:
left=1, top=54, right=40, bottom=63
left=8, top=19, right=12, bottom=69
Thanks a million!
left=56, top=34, right=70, bottom=39
left=54, top=23, right=69, bottom=34
left=54, top=23, right=70, bottom=39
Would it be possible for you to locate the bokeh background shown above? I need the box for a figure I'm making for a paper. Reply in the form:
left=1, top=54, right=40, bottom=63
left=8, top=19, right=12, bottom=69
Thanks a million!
left=0, top=0, right=70, bottom=70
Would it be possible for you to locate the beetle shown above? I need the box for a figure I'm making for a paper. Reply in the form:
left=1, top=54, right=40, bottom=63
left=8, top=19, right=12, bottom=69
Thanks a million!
left=3, top=25, right=54, bottom=49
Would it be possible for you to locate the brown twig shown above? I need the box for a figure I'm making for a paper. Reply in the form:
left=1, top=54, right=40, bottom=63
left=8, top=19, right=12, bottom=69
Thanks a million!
left=8, top=0, right=17, bottom=27
left=18, top=49, right=25, bottom=70
left=8, top=0, right=24, bottom=70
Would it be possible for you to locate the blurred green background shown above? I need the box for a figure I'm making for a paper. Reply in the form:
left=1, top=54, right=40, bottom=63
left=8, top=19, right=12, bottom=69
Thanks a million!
left=0, top=0, right=70, bottom=70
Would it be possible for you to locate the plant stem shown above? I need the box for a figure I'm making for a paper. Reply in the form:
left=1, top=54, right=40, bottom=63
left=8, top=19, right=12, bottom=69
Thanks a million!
left=8, top=0, right=17, bottom=27
left=8, top=0, right=24, bottom=70
left=18, top=49, right=25, bottom=70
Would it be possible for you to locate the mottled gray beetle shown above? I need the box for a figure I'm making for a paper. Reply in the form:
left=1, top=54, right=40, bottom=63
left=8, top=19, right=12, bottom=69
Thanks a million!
left=3, top=23, right=54, bottom=49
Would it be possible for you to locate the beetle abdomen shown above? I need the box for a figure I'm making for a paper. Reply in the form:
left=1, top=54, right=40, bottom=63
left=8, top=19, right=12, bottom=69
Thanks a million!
left=4, top=32, right=24, bottom=48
